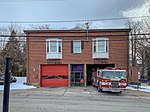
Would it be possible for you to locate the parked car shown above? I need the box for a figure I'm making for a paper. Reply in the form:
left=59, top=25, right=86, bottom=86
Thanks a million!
left=0, top=73, right=4, bottom=85
left=0, top=74, right=17, bottom=85
left=10, top=76, right=17, bottom=83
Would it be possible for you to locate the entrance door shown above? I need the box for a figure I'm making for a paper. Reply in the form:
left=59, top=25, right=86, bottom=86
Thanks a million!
left=70, top=64, right=84, bottom=86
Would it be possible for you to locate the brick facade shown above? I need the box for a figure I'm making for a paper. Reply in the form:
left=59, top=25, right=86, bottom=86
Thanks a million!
left=129, top=66, right=139, bottom=82
left=25, top=29, right=130, bottom=86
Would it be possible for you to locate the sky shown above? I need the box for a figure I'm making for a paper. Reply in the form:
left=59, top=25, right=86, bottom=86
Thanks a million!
left=0, top=0, right=149, bottom=29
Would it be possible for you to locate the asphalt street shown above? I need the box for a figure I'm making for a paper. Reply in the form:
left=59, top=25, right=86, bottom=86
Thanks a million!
left=0, top=87, right=150, bottom=112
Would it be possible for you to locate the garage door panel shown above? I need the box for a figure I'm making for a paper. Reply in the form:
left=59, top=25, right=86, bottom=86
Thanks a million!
left=41, top=65, right=68, bottom=76
left=41, top=79, right=68, bottom=87
left=41, top=64, right=68, bottom=87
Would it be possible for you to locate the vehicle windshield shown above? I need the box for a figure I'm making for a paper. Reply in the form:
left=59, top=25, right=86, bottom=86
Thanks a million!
left=102, top=71, right=126, bottom=79
left=102, top=71, right=114, bottom=78
left=115, top=71, right=126, bottom=79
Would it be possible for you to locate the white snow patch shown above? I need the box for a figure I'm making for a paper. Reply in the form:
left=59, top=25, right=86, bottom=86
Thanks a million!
left=0, top=77, right=36, bottom=90
left=127, top=85, right=150, bottom=93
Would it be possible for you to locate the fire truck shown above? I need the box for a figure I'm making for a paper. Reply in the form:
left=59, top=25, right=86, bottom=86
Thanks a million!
left=92, top=67, right=127, bottom=93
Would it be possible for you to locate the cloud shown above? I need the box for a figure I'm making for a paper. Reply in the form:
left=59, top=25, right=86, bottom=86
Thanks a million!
left=0, top=0, right=147, bottom=29
left=64, top=0, right=145, bottom=19
left=122, top=0, right=150, bottom=17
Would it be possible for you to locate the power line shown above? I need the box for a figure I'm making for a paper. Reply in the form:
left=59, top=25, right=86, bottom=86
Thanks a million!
left=0, top=33, right=150, bottom=38
left=0, top=16, right=149, bottom=23
left=0, top=0, right=66, bottom=2
left=0, top=38, right=150, bottom=42
left=0, top=33, right=150, bottom=42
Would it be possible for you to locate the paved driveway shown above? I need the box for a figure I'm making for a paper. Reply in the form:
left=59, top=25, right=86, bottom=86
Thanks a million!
left=0, top=86, right=150, bottom=112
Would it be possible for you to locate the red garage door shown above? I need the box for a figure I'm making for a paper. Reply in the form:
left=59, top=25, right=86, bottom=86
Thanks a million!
left=40, top=64, right=68, bottom=87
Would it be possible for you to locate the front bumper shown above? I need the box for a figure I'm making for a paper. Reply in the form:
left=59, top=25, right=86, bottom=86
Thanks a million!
left=102, top=88, right=126, bottom=92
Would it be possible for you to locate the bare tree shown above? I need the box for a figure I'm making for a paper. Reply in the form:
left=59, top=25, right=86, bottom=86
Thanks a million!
left=0, top=24, right=26, bottom=76
left=141, top=17, right=150, bottom=80
left=127, top=20, right=142, bottom=66
left=127, top=15, right=150, bottom=80
left=29, top=24, right=52, bottom=30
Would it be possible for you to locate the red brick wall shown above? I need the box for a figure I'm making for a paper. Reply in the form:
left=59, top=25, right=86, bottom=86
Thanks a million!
left=25, top=30, right=130, bottom=85
left=26, top=36, right=46, bottom=85
left=129, top=66, right=139, bottom=82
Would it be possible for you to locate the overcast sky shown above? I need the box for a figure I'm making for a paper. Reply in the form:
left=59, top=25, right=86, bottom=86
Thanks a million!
left=0, top=0, right=149, bottom=29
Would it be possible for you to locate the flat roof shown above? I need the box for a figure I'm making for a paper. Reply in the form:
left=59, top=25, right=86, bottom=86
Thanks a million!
left=24, top=28, right=131, bottom=34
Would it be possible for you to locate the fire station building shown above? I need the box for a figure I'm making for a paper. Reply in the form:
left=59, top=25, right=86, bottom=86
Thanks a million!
left=24, top=29, right=134, bottom=87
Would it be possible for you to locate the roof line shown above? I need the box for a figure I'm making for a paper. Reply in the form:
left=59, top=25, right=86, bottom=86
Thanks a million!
left=24, top=28, right=131, bottom=34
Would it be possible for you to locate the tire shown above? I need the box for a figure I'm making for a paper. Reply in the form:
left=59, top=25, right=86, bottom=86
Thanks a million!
left=92, top=81, right=95, bottom=87
left=98, top=83, right=102, bottom=92
left=119, top=91, right=122, bottom=93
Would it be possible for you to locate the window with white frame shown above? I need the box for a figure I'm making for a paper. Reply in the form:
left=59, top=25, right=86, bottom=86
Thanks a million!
left=73, top=40, right=81, bottom=53
left=93, top=38, right=108, bottom=53
left=46, top=39, right=62, bottom=53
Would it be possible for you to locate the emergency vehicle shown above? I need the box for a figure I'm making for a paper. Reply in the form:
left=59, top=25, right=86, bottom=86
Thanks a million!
left=92, top=67, right=127, bottom=93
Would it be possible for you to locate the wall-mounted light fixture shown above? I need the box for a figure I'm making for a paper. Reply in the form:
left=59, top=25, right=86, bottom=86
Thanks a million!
left=33, top=68, right=36, bottom=73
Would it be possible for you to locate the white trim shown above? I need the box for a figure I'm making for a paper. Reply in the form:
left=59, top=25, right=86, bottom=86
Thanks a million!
left=93, top=38, right=109, bottom=53
left=46, top=38, right=62, bottom=53
left=46, top=38, right=62, bottom=59
left=73, top=40, right=81, bottom=53
left=92, top=37, right=109, bottom=59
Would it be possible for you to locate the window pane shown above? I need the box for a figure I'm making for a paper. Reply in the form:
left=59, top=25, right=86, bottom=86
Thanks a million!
left=74, top=41, right=80, bottom=46
left=106, top=40, right=108, bottom=52
left=73, top=41, right=81, bottom=53
left=74, top=47, right=80, bottom=53
left=94, top=40, right=96, bottom=52
left=46, top=40, right=62, bottom=53
left=58, top=41, right=61, bottom=52
left=98, top=40, right=106, bottom=52
left=98, top=44, right=105, bottom=52
left=93, top=39, right=108, bottom=53
left=47, top=41, right=49, bottom=53
left=50, top=41, right=57, bottom=52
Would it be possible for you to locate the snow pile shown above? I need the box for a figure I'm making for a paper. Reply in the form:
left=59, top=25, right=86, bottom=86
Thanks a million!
left=127, top=85, right=150, bottom=93
left=0, top=77, right=36, bottom=90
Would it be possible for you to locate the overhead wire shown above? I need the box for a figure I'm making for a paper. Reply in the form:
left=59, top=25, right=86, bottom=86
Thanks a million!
left=0, top=16, right=149, bottom=23
left=0, top=0, right=66, bottom=2
left=0, top=33, right=150, bottom=42
left=0, top=32, right=150, bottom=37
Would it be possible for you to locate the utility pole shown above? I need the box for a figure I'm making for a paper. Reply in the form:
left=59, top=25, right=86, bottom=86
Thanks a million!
left=3, top=58, right=11, bottom=112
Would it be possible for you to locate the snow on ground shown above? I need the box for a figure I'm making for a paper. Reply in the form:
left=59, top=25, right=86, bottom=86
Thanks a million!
left=0, top=77, right=36, bottom=90
left=127, top=85, right=150, bottom=93
left=0, top=77, right=150, bottom=93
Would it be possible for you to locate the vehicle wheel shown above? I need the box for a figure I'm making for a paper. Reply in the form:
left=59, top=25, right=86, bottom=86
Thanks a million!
left=92, top=82, right=95, bottom=87
left=98, top=85, right=102, bottom=92
left=119, top=91, right=122, bottom=93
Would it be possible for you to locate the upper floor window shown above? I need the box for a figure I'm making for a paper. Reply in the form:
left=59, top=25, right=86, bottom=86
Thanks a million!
left=46, top=39, right=62, bottom=53
left=93, top=38, right=108, bottom=53
left=73, top=40, right=81, bottom=53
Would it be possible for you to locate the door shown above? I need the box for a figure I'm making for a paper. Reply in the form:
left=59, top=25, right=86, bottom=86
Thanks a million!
left=71, top=72, right=84, bottom=86
left=40, top=64, right=68, bottom=87
left=70, top=64, right=84, bottom=86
